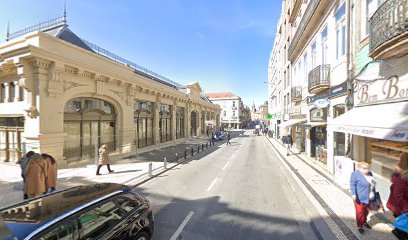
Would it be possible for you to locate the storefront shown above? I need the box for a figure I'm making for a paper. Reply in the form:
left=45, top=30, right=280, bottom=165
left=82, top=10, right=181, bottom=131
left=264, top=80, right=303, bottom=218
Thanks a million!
left=329, top=59, right=408, bottom=199
left=0, top=117, right=24, bottom=162
left=288, top=106, right=306, bottom=152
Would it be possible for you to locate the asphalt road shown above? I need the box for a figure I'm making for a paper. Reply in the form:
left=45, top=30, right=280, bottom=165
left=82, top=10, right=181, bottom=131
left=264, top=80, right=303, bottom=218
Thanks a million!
left=134, top=131, right=321, bottom=240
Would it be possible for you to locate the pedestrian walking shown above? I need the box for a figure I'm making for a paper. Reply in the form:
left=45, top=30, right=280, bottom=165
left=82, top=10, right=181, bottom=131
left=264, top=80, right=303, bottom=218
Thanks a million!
left=17, top=151, right=35, bottom=199
left=24, top=153, right=48, bottom=199
left=283, top=134, right=293, bottom=156
left=206, top=128, right=209, bottom=137
left=227, top=132, right=231, bottom=145
left=386, top=153, right=408, bottom=239
left=96, top=144, right=114, bottom=175
left=350, top=162, right=376, bottom=234
left=42, top=154, right=57, bottom=193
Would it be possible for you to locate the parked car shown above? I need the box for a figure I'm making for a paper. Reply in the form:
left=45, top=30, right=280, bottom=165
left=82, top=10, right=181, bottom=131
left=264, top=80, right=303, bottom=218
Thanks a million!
left=214, top=131, right=223, bottom=141
left=0, top=183, right=154, bottom=240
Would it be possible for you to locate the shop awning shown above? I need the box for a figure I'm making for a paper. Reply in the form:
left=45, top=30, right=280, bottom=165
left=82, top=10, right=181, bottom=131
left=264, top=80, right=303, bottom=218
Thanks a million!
left=303, top=122, right=327, bottom=128
left=279, top=118, right=307, bottom=129
left=328, top=101, right=408, bottom=142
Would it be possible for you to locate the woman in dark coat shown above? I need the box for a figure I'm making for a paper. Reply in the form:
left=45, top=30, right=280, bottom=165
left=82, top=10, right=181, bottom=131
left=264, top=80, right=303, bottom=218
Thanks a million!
left=387, top=153, right=408, bottom=239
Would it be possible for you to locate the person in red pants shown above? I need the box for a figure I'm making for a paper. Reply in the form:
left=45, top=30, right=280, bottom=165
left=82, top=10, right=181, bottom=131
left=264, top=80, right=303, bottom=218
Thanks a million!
left=350, top=162, right=376, bottom=234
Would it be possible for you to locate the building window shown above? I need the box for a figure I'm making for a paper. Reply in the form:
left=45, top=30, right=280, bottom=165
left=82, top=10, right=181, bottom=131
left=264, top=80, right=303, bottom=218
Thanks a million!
left=176, top=107, right=185, bottom=139
left=134, top=101, right=154, bottom=148
left=303, top=53, right=308, bottom=84
left=311, top=42, right=317, bottom=69
left=233, top=101, right=236, bottom=108
left=223, top=111, right=226, bottom=117
left=160, top=104, right=172, bottom=143
left=335, top=3, right=346, bottom=60
left=321, top=27, right=328, bottom=65
left=364, top=0, right=383, bottom=38
left=0, top=84, right=5, bottom=103
left=9, top=82, right=15, bottom=102
left=63, top=98, right=117, bottom=162
left=233, top=111, right=236, bottom=117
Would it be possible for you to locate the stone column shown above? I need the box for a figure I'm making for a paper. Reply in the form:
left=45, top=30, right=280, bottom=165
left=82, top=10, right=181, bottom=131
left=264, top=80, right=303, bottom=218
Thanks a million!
left=172, top=103, right=177, bottom=145
left=185, top=103, right=190, bottom=139
left=154, top=97, right=161, bottom=149
left=3, top=82, right=10, bottom=103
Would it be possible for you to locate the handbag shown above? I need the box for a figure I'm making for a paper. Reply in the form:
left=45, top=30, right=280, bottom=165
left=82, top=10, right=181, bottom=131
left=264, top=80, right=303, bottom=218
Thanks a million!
left=394, top=213, right=408, bottom=234
left=368, top=192, right=384, bottom=212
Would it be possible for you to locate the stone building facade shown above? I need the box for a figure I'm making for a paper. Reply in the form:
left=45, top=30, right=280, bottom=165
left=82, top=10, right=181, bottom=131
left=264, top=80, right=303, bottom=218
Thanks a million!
left=0, top=18, right=220, bottom=167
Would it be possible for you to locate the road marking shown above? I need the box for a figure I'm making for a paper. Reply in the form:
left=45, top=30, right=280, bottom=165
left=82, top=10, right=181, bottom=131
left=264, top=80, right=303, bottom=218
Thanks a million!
left=206, top=177, right=218, bottom=192
left=222, top=161, right=230, bottom=170
left=231, top=152, right=236, bottom=158
left=169, top=211, right=194, bottom=240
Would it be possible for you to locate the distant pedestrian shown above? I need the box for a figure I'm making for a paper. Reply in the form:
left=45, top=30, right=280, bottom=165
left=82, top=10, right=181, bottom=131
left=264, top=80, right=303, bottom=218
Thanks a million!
left=206, top=128, right=209, bottom=137
left=96, top=144, right=114, bottom=175
left=24, top=153, right=48, bottom=199
left=42, top=154, right=57, bottom=193
left=350, top=162, right=376, bottom=234
left=387, top=153, right=408, bottom=239
left=17, top=151, right=35, bottom=199
left=227, top=132, right=231, bottom=145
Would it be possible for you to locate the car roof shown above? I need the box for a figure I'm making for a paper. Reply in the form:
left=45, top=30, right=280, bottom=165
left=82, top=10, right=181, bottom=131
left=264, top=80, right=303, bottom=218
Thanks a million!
left=0, top=183, right=132, bottom=239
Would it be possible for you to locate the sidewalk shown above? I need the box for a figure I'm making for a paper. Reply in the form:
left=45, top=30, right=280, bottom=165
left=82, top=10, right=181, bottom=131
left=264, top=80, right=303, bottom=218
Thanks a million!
left=0, top=132, right=243, bottom=208
left=264, top=136, right=398, bottom=240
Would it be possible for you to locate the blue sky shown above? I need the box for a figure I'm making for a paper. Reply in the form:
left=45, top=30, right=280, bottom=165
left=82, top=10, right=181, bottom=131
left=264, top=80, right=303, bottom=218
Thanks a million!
left=0, top=0, right=280, bottom=107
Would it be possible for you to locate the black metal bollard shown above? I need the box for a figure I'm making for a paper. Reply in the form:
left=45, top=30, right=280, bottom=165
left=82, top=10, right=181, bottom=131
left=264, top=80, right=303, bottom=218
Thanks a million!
left=206, top=143, right=208, bottom=149
left=191, top=148, right=194, bottom=156
left=184, top=149, right=187, bottom=159
left=175, top=152, right=179, bottom=163
left=197, top=146, right=200, bottom=153
left=202, top=144, right=204, bottom=151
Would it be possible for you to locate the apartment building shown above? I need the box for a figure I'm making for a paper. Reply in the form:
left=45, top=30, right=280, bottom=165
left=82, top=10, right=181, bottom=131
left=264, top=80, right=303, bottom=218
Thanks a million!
left=205, top=92, right=243, bottom=129
left=270, top=0, right=408, bottom=200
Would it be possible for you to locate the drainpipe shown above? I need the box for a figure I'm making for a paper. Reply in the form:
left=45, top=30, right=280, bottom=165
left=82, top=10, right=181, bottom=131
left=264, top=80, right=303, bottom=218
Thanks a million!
left=345, top=0, right=353, bottom=158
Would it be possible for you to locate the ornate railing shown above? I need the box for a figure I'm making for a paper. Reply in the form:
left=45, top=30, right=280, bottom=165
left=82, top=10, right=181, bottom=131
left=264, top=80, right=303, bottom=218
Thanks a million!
left=308, top=65, right=330, bottom=93
left=369, top=0, right=408, bottom=53
left=288, top=0, right=321, bottom=60
left=81, top=39, right=182, bottom=88
left=291, top=86, right=302, bottom=101
left=7, top=16, right=66, bottom=41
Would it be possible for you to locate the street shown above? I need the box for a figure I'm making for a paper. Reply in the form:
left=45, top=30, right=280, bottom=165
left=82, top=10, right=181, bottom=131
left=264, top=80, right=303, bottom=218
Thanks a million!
left=134, top=132, right=319, bottom=240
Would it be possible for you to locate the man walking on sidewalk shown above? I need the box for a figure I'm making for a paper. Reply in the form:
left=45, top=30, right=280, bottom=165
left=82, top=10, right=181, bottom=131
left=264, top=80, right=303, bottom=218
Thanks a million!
left=227, top=132, right=231, bottom=145
left=283, top=134, right=293, bottom=156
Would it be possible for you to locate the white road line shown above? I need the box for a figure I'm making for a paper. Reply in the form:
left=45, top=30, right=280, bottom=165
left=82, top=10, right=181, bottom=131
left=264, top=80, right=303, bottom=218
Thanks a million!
left=231, top=153, right=236, bottom=158
left=222, top=161, right=230, bottom=170
left=169, top=211, right=194, bottom=240
left=206, top=177, right=218, bottom=192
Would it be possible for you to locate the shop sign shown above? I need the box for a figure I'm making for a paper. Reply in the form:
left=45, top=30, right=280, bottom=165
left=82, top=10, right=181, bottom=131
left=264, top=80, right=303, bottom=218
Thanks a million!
left=310, top=108, right=327, bottom=122
left=271, top=112, right=282, bottom=119
left=289, top=105, right=301, bottom=115
left=355, top=75, right=408, bottom=106
left=333, top=125, right=408, bottom=142
left=307, top=91, right=329, bottom=104
left=205, top=120, right=216, bottom=126
left=314, top=99, right=330, bottom=109
left=330, top=82, right=348, bottom=98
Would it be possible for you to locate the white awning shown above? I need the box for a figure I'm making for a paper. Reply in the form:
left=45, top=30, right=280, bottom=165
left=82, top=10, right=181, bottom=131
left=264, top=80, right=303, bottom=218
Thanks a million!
left=328, top=101, right=408, bottom=142
left=303, top=122, right=327, bottom=128
left=279, top=118, right=307, bottom=129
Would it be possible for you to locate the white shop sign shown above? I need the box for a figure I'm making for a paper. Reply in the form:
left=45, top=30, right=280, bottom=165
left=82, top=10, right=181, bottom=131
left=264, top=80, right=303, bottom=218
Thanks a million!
left=354, top=59, right=408, bottom=106
left=333, top=125, right=408, bottom=142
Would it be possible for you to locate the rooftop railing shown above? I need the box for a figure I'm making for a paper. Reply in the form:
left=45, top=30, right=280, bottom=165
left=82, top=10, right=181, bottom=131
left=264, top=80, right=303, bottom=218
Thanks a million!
left=81, top=39, right=182, bottom=88
left=7, top=16, right=66, bottom=41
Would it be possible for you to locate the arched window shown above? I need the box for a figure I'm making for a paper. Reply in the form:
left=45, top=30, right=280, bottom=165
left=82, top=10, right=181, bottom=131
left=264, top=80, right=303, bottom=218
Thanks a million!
left=134, top=101, right=154, bottom=148
left=63, top=98, right=116, bottom=163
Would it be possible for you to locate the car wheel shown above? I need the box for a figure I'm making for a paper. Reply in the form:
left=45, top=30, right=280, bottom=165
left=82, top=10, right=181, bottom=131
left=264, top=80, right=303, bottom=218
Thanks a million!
left=134, top=231, right=150, bottom=240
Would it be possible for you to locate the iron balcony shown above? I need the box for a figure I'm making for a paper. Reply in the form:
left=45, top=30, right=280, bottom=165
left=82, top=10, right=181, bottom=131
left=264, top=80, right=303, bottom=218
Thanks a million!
left=369, top=0, right=408, bottom=59
left=291, top=86, right=302, bottom=102
left=308, top=65, right=330, bottom=94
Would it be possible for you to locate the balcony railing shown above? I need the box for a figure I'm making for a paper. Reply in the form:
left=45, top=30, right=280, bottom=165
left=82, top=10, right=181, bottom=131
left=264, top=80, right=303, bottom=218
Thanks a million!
left=288, top=0, right=321, bottom=60
left=308, top=65, right=330, bottom=94
left=369, top=0, right=408, bottom=59
left=7, top=16, right=67, bottom=41
left=291, top=86, right=302, bottom=102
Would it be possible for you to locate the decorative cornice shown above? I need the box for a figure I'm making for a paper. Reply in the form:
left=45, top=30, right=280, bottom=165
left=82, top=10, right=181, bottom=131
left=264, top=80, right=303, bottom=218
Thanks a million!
left=63, top=81, right=87, bottom=92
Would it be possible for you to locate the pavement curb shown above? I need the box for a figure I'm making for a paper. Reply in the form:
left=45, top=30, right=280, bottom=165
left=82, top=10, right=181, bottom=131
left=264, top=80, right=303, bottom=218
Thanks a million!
left=264, top=136, right=358, bottom=240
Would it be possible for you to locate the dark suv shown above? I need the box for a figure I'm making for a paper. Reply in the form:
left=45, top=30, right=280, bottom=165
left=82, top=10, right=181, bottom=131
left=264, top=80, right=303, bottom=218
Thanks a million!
left=0, top=183, right=154, bottom=240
